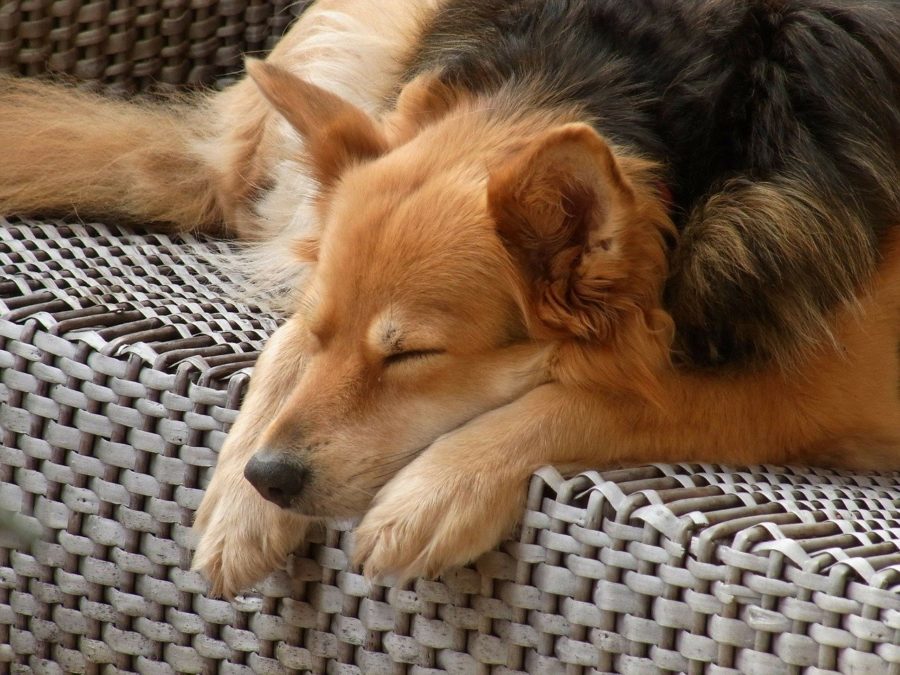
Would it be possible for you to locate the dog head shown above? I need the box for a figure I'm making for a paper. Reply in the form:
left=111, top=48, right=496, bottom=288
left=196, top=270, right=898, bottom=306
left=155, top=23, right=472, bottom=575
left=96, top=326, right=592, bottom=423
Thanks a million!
left=236, top=61, right=674, bottom=517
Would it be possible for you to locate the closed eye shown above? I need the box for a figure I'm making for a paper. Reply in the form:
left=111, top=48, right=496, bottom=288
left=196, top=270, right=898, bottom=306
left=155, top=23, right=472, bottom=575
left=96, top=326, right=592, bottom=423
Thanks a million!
left=384, top=349, right=445, bottom=366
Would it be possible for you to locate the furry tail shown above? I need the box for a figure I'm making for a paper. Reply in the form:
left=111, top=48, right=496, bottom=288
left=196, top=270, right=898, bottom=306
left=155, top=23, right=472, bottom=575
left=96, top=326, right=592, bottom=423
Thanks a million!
left=0, top=77, right=225, bottom=231
left=665, top=174, right=883, bottom=369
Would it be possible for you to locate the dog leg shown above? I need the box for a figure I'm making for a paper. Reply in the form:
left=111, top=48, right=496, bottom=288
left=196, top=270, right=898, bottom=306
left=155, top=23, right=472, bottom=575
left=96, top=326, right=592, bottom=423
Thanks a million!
left=354, top=299, right=900, bottom=580
left=352, top=384, right=616, bottom=581
left=193, top=317, right=313, bottom=597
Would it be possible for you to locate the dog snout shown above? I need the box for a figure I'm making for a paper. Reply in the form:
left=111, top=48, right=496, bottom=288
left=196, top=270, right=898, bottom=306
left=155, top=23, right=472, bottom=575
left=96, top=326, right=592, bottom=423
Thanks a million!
left=244, top=452, right=307, bottom=508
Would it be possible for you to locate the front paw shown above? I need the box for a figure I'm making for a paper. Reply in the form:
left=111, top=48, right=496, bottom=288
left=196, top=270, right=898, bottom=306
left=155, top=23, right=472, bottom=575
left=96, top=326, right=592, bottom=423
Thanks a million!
left=193, top=471, right=309, bottom=598
left=353, top=457, right=526, bottom=581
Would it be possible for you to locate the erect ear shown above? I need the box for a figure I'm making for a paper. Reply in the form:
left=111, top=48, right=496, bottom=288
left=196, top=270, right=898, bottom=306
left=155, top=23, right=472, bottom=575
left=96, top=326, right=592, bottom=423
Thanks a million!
left=246, top=59, right=388, bottom=188
left=388, top=70, right=466, bottom=142
left=489, top=123, right=657, bottom=341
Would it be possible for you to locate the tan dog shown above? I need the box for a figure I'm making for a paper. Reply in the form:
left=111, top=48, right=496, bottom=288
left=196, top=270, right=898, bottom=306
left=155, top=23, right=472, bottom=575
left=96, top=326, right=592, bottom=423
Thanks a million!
left=1, top=0, right=898, bottom=597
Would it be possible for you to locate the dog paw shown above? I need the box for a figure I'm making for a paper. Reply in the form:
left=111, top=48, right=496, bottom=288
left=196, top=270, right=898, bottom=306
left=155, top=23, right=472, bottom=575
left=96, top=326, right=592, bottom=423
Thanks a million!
left=193, top=473, right=309, bottom=598
left=352, top=452, right=526, bottom=581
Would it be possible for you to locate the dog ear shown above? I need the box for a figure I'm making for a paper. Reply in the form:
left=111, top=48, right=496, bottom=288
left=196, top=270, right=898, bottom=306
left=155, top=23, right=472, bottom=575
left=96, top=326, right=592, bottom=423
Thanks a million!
left=389, top=71, right=466, bottom=142
left=489, top=123, right=658, bottom=342
left=246, top=59, right=388, bottom=188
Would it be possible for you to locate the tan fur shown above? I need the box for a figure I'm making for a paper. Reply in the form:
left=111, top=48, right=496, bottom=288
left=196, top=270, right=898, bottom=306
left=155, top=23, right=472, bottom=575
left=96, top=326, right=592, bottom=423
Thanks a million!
left=356, top=262, right=900, bottom=579
left=191, top=62, right=900, bottom=592
left=354, top=232, right=900, bottom=581
left=2, top=0, right=897, bottom=597
left=0, top=78, right=224, bottom=231
left=246, top=59, right=389, bottom=191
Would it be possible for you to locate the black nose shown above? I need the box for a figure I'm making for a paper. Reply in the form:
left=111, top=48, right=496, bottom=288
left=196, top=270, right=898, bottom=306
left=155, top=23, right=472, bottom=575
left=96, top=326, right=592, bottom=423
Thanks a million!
left=244, top=452, right=307, bottom=508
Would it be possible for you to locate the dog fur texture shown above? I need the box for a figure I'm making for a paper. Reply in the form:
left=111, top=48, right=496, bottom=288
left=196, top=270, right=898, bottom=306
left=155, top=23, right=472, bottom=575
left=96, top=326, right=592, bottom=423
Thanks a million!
left=1, top=0, right=899, bottom=596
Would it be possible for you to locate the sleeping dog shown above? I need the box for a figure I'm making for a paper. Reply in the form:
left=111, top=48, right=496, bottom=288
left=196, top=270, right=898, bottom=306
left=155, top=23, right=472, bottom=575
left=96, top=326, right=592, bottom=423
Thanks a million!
left=1, top=0, right=898, bottom=596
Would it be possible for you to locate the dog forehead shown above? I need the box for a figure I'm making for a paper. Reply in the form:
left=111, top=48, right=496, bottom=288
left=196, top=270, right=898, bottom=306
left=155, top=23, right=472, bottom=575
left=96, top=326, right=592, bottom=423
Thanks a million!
left=330, top=147, right=488, bottom=232
left=311, top=151, right=515, bottom=330
left=320, top=202, right=501, bottom=294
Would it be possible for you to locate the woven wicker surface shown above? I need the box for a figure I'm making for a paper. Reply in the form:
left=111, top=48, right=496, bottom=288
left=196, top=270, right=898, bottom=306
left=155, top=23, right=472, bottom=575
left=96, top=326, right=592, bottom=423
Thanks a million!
left=0, top=0, right=312, bottom=93
left=1, top=217, right=899, bottom=674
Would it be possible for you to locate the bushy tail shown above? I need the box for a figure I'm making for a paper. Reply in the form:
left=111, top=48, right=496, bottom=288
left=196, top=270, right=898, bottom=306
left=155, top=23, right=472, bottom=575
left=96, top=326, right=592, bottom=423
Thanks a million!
left=665, top=174, right=882, bottom=369
left=0, top=77, right=224, bottom=231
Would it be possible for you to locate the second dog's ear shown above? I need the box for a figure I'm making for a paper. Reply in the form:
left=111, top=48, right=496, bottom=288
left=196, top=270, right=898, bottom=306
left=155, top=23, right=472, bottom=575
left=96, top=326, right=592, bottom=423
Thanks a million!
left=246, top=59, right=388, bottom=188
left=489, top=123, right=649, bottom=341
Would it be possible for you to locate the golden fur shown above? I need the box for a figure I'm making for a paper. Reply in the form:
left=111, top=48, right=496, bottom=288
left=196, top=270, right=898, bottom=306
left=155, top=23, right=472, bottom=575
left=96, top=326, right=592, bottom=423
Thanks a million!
left=0, top=0, right=897, bottom=597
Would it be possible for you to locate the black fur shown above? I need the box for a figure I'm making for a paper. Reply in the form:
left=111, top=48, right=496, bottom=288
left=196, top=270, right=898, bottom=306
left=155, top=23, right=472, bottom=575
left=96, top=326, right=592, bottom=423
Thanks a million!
left=404, top=0, right=900, bottom=367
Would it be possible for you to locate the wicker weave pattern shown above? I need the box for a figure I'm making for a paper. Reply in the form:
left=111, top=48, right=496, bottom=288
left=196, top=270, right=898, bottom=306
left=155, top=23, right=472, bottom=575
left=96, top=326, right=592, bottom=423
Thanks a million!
left=1, top=217, right=899, bottom=673
left=0, top=0, right=312, bottom=92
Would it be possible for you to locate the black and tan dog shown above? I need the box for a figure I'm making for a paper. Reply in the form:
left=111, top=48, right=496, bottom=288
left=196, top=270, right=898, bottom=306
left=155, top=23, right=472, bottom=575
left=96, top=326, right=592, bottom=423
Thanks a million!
left=1, top=0, right=898, bottom=596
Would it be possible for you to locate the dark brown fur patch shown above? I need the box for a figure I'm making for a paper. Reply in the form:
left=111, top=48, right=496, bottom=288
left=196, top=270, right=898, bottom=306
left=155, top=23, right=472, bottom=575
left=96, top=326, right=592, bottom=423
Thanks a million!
left=666, top=175, right=878, bottom=368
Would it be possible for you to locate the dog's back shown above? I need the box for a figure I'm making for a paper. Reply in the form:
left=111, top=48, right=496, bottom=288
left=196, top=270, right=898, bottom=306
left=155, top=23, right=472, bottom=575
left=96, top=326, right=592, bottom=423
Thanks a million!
left=406, top=0, right=900, bottom=367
